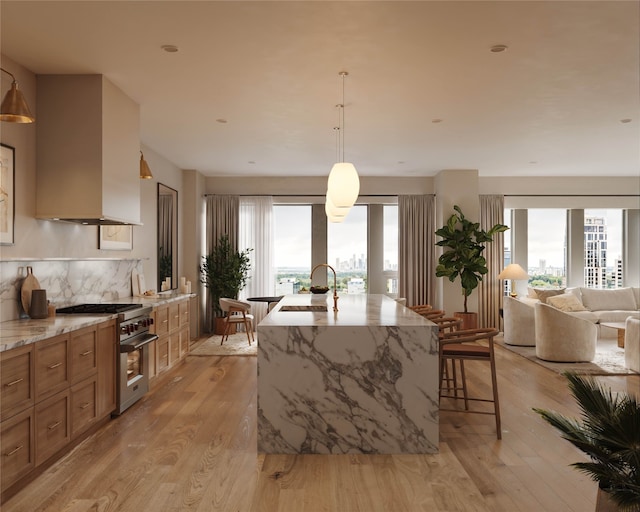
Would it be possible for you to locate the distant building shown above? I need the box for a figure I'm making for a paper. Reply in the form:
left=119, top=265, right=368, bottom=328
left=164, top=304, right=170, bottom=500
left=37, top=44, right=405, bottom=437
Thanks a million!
left=276, top=278, right=300, bottom=295
left=347, top=278, right=366, bottom=294
left=584, top=216, right=607, bottom=288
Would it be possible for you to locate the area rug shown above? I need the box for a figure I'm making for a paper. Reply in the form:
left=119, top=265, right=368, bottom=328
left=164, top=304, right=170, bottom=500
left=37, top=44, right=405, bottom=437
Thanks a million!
left=189, top=332, right=257, bottom=356
left=497, top=337, right=636, bottom=376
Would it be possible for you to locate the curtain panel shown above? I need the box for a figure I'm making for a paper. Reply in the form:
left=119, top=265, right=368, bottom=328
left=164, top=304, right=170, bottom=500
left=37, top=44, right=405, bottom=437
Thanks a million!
left=204, top=195, right=239, bottom=332
left=398, top=195, right=436, bottom=307
left=239, top=196, right=274, bottom=326
left=478, top=195, right=505, bottom=329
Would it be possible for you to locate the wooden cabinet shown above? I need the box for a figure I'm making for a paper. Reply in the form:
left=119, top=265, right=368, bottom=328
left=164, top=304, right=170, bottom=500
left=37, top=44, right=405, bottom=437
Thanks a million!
left=70, top=378, right=97, bottom=438
left=1, top=345, right=34, bottom=422
left=96, top=319, right=116, bottom=418
left=150, top=298, right=190, bottom=379
left=35, top=389, right=70, bottom=466
left=70, top=326, right=97, bottom=384
left=1, top=317, right=117, bottom=498
left=0, top=408, right=34, bottom=490
left=34, top=334, right=69, bottom=401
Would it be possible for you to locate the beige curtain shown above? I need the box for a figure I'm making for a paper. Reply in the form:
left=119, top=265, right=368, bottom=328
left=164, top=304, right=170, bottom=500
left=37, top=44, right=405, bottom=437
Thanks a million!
left=398, top=195, right=436, bottom=307
left=478, top=195, right=505, bottom=329
left=204, top=195, right=239, bottom=332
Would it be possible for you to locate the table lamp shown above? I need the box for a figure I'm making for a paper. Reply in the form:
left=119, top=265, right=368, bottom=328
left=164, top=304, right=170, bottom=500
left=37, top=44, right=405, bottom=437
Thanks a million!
left=498, top=263, right=529, bottom=298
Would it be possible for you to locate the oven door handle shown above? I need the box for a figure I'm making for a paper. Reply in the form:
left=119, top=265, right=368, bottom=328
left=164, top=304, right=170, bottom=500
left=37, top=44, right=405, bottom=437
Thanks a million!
left=120, top=333, right=159, bottom=353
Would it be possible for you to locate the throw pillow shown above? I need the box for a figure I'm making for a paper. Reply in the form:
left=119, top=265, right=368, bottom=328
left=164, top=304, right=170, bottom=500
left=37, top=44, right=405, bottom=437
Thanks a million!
left=579, top=287, right=637, bottom=311
left=534, top=288, right=566, bottom=304
left=547, top=293, right=588, bottom=312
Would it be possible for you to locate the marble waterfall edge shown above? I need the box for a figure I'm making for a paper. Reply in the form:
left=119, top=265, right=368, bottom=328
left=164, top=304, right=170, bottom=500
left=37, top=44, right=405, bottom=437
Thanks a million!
left=257, top=295, right=439, bottom=454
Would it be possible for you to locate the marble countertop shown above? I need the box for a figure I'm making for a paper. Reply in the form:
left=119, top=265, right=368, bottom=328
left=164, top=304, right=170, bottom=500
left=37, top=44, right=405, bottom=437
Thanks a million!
left=261, top=293, right=431, bottom=327
left=0, top=292, right=195, bottom=352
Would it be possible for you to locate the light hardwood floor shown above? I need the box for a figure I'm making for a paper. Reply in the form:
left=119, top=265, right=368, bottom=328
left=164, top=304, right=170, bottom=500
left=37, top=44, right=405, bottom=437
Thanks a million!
left=4, top=340, right=639, bottom=512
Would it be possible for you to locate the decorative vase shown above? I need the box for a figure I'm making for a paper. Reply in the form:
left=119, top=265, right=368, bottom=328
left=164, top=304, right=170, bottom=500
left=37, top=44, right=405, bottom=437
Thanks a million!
left=453, top=312, right=478, bottom=330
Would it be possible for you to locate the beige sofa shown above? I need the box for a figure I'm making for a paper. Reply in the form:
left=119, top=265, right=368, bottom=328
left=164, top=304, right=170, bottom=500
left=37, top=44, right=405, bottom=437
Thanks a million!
left=535, top=302, right=598, bottom=362
left=625, top=317, right=640, bottom=372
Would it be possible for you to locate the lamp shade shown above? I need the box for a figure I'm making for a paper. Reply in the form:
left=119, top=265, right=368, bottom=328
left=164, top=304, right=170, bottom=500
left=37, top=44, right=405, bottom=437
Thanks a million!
left=0, top=80, right=35, bottom=123
left=498, top=263, right=529, bottom=280
left=140, top=152, right=153, bottom=179
left=325, top=195, right=348, bottom=223
left=327, top=162, right=359, bottom=208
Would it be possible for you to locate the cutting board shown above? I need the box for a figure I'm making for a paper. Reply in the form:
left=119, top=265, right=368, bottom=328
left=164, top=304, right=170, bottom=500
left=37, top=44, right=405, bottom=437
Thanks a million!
left=131, top=270, right=140, bottom=296
left=21, top=266, right=41, bottom=315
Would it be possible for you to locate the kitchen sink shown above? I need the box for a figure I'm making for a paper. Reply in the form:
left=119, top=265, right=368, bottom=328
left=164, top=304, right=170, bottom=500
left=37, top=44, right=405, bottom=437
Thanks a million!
left=279, top=305, right=328, bottom=312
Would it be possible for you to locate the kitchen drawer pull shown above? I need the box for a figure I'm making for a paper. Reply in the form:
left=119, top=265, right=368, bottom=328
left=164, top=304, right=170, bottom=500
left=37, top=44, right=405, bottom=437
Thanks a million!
left=4, top=444, right=23, bottom=457
left=80, top=350, right=93, bottom=356
left=5, top=378, right=24, bottom=387
left=162, top=319, right=168, bottom=324
left=47, top=362, right=62, bottom=369
left=47, top=421, right=61, bottom=430
left=80, top=402, right=91, bottom=409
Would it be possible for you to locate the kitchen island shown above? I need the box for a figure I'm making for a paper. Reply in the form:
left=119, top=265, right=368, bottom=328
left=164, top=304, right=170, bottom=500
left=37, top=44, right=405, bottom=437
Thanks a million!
left=257, top=294, right=439, bottom=454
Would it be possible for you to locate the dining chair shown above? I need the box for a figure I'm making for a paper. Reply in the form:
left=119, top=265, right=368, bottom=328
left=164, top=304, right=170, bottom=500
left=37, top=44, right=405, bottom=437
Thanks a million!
left=439, top=327, right=502, bottom=439
left=219, top=298, right=254, bottom=345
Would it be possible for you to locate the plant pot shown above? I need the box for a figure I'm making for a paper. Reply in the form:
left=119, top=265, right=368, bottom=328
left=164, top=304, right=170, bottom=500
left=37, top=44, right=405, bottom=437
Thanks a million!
left=214, top=317, right=235, bottom=335
left=454, top=312, right=478, bottom=330
left=596, top=488, right=620, bottom=512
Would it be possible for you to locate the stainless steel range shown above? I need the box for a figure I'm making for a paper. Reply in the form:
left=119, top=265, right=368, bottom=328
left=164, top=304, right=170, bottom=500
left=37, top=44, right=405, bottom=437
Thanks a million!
left=56, top=303, right=158, bottom=415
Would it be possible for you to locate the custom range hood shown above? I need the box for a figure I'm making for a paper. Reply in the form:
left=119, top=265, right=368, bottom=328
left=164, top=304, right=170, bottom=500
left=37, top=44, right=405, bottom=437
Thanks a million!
left=36, top=75, right=142, bottom=225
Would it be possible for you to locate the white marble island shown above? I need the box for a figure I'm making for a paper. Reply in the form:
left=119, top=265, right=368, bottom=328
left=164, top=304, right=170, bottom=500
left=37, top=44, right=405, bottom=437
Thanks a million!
left=257, top=294, right=439, bottom=454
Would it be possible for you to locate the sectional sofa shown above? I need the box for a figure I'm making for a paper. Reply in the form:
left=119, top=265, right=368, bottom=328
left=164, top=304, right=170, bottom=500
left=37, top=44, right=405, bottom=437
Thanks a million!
left=503, top=287, right=640, bottom=363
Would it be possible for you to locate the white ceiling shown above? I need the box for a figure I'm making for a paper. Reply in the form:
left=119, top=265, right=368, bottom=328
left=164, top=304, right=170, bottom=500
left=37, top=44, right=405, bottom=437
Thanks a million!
left=1, top=1, right=639, bottom=179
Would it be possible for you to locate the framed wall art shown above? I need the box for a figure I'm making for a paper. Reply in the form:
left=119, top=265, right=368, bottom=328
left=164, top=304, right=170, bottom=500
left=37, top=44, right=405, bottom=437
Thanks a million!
left=0, top=143, right=15, bottom=245
left=99, top=225, right=133, bottom=250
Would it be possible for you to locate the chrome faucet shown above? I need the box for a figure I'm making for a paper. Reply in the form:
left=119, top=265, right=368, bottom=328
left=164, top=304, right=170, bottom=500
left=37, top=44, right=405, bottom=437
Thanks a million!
left=311, top=263, right=339, bottom=312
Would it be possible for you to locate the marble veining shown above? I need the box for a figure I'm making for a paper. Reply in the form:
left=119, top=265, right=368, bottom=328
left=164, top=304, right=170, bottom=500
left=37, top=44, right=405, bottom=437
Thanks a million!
left=258, top=294, right=439, bottom=454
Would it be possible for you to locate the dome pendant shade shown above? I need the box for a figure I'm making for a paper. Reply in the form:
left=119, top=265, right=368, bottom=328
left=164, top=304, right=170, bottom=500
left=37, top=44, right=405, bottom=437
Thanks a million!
left=327, top=162, right=359, bottom=208
left=140, top=151, right=153, bottom=179
left=325, top=193, right=349, bottom=223
left=0, top=79, right=35, bottom=123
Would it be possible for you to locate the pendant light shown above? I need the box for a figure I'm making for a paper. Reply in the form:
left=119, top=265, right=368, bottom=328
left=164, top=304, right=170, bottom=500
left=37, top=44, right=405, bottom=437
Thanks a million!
left=140, top=151, right=153, bottom=179
left=0, top=68, right=35, bottom=123
left=327, top=71, right=359, bottom=209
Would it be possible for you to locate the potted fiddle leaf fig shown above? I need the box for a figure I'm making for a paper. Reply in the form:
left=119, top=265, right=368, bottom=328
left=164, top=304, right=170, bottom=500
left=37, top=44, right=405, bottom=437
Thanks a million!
left=435, top=204, right=508, bottom=328
left=200, top=234, right=252, bottom=333
left=534, top=372, right=640, bottom=512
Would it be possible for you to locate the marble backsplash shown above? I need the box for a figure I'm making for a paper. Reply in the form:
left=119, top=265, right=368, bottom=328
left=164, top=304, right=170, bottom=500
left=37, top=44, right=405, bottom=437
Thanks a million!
left=0, top=259, right=144, bottom=322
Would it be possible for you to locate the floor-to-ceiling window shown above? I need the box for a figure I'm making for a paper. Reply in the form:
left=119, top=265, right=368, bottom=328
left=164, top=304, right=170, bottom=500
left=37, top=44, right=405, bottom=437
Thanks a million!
left=327, top=205, right=368, bottom=293
left=273, top=205, right=312, bottom=294
left=383, top=204, right=398, bottom=295
left=527, top=209, right=567, bottom=289
left=584, top=209, right=623, bottom=288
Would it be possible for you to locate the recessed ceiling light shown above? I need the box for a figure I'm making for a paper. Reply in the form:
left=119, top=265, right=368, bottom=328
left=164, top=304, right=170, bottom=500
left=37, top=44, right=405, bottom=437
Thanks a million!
left=529, top=161, right=538, bottom=164
left=432, top=118, right=443, bottom=123
left=397, top=161, right=405, bottom=165
left=620, top=118, right=632, bottom=123
left=216, top=118, right=227, bottom=124
left=161, top=45, right=178, bottom=53
left=248, top=161, right=255, bottom=164
left=490, top=44, right=508, bottom=53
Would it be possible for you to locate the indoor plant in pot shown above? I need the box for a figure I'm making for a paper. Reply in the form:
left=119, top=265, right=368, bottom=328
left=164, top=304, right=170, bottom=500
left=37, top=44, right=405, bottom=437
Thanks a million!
left=435, top=205, right=508, bottom=328
left=534, top=372, right=640, bottom=512
left=200, top=234, right=252, bottom=334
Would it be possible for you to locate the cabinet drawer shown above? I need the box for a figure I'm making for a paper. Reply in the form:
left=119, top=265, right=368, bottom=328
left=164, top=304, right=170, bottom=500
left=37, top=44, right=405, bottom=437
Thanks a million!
left=169, top=303, right=180, bottom=332
left=156, top=336, right=169, bottom=373
left=1, top=408, right=35, bottom=490
left=154, top=306, right=169, bottom=336
left=35, top=335, right=69, bottom=401
left=71, top=378, right=97, bottom=438
left=169, top=333, right=180, bottom=365
left=35, top=390, right=70, bottom=466
left=70, top=326, right=97, bottom=384
left=179, top=300, right=189, bottom=326
left=1, top=345, right=34, bottom=421
left=179, top=326, right=190, bottom=358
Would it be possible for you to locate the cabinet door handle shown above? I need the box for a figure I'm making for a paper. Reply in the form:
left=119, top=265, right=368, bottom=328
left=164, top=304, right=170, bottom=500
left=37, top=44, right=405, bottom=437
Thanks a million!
left=47, top=362, right=62, bottom=369
left=80, top=350, right=93, bottom=356
left=4, top=444, right=23, bottom=456
left=5, top=378, right=24, bottom=387
left=80, top=402, right=91, bottom=409
left=47, top=421, right=61, bottom=430
left=162, top=319, right=168, bottom=324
